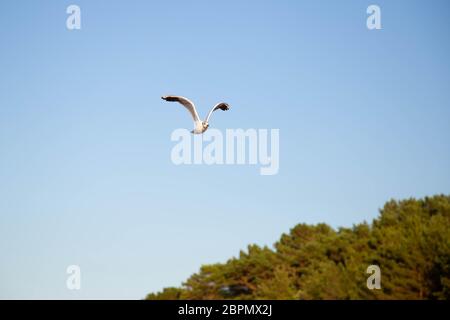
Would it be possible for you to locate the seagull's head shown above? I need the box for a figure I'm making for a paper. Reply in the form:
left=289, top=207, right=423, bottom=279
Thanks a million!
left=202, top=122, right=209, bottom=131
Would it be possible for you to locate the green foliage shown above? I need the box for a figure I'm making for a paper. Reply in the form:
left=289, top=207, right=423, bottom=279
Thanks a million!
left=146, top=195, right=450, bottom=300
left=145, top=287, right=183, bottom=300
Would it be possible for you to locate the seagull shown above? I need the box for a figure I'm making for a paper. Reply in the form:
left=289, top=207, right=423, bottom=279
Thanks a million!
left=162, top=95, right=230, bottom=134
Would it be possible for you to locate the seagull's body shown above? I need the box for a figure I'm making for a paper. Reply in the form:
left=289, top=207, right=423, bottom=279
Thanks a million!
left=162, top=95, right=230, bottom=134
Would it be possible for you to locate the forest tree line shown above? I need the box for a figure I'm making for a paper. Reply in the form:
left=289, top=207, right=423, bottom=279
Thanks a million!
left=146, top=195, right=450, bottom=300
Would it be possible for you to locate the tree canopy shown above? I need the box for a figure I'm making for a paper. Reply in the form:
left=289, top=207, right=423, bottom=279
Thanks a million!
left=146, top=195, right=450, bottom=300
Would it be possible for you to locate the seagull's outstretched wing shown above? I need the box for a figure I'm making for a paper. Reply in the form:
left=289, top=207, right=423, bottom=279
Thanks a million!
left=204, top=102, right=230, bottom=123
left=162, top=95, right=201, bottom=123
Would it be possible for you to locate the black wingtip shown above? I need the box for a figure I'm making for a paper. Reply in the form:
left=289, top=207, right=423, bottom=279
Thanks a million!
left=162, top=96, right=179, bottom=102
left=219, top=103, right=230, bottom=111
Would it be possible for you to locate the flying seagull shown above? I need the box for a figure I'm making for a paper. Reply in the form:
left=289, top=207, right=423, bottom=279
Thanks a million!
left=162, top=95, right=230, bottom=134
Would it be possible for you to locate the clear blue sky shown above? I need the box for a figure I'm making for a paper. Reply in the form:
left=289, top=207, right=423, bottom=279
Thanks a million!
left=0, top=0, right=449, bottom=299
